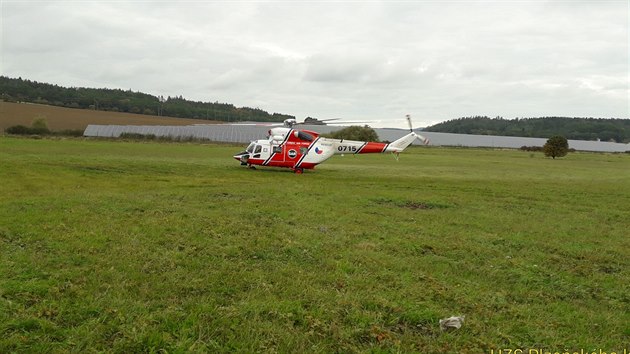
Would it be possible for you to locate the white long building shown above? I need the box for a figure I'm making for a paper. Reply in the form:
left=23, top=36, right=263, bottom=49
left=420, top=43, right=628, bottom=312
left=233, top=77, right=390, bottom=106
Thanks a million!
left=83, top=124, right=630, bottom=153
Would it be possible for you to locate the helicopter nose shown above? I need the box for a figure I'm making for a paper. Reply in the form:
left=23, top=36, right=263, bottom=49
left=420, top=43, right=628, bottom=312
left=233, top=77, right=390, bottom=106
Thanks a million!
left=233, top=152, right=250, bottom=165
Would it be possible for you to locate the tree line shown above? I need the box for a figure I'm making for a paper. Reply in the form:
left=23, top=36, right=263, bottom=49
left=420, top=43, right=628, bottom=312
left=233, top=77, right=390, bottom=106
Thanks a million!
left=0, top=76, right=293, bottom=123
left=424, top=116, right=630, bottom=143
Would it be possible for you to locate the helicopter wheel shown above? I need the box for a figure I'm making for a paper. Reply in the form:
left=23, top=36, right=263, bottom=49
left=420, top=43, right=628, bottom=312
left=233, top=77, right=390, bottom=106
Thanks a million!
left=294, top=168, right=304, bottom=174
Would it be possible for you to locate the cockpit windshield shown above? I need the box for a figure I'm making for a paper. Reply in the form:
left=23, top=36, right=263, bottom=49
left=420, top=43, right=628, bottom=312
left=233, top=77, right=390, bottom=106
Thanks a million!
left=246, top=143, right=256, bottom=153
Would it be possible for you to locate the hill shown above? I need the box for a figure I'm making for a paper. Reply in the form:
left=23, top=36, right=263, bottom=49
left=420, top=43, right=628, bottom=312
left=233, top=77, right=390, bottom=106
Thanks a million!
left=0, top=101, right=221, bottom=131
left=0, top=76, right=293, bottom=124
left=425, top=116, right=630, bottom=143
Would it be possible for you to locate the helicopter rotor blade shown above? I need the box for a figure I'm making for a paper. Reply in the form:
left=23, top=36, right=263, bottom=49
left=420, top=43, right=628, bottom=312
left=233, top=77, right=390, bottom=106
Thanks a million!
left=406, top=114, right=414, bottom=132
left=295, top=118, right=380, bottom=126
left=220, top=122, right=283, bottom=126
left=316, top=118, right=342, bottom=122
left=417, top=133, right=430, bottom=145
left=324, top=120, right=380, bottom=126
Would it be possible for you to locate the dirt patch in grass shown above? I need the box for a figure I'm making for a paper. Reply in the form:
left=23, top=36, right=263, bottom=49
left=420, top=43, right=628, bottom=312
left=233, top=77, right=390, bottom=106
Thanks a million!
left=371, top=198, right=450, bottom=210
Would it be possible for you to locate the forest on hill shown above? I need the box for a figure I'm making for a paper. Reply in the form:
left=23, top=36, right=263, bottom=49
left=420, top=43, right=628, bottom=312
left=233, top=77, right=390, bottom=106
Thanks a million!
left=425, top=116, right=630, bottom=143
left=3, top=77, right=628, bottom=142
left=0, top=76, right=292, bottom=123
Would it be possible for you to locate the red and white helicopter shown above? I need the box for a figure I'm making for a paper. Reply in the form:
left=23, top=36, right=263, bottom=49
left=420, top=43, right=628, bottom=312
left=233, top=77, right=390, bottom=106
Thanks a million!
left=233, top=115, right=429, bottom=173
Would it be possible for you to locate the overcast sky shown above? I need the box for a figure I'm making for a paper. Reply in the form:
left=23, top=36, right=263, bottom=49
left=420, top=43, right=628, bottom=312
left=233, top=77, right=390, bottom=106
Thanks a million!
left=2, top=0, right=628, bottom=127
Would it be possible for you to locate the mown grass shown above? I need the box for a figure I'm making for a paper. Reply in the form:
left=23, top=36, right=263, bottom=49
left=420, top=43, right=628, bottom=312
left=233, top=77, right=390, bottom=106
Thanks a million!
left=1, top=136, right=629, bottom=353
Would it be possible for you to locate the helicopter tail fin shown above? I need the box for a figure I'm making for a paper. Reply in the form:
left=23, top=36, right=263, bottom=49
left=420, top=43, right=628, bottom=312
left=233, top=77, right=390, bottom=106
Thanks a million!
left=386, top=132, right=429, bottom=153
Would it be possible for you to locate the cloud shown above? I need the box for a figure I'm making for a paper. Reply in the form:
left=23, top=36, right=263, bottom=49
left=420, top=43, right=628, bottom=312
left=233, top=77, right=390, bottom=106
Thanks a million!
left=1, top=0, right=627, bottom=127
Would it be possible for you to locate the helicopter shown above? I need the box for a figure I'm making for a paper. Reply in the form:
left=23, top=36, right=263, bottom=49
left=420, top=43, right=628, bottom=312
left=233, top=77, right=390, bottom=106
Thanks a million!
left=233, top=115, right=430, bottom=173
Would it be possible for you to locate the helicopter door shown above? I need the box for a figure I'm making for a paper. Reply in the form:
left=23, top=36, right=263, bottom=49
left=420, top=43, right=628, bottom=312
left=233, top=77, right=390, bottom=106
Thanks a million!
left=253, top=143, right=273, bottom=161
left=271, top=144, right=284, bottom=162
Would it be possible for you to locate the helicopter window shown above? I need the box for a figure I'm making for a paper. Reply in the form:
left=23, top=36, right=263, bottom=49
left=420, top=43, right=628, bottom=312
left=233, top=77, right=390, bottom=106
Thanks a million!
left=273, top=146, right=282, bottom=153
left=254, top=145, right=262, bottom=154
left=246, top=143, right=255, bottom=153
left=300, top=147, right=308, bottom=155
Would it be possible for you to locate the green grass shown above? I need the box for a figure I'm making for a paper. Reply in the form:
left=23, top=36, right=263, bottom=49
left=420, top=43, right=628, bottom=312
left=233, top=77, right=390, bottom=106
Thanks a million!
left=1, top=136, right=629, bottom=353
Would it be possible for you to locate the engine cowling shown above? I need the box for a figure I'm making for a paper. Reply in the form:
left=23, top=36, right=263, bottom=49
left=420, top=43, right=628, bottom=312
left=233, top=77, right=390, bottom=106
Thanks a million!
left=270, top=135, right=285, bottom=141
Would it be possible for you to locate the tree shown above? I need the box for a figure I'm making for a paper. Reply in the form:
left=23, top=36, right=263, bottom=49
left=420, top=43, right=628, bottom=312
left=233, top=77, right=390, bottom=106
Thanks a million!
left=31, top=117, right=48, bottom=130
left=324, top=125, right=380, bottom=142
left=543, top=135, right=569, bottom=159
left=30, top=117, right=51, bottom=134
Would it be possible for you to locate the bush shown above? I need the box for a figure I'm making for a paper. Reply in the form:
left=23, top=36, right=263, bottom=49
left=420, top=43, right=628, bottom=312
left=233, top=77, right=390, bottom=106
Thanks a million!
left=120, top=133, right=156, bottom=140
left=4, top=118, right=52, bottom=136
left=4, top=119, right=83, bottom=137
left=57, top=129, right=84, bottom=137
left=5, top=125, right=50, bottom=135
left=520, top=146, right=543, bottom=152
left=5, top=125, right=32, bottom=135
left=30, top=127, right=51, bottom=135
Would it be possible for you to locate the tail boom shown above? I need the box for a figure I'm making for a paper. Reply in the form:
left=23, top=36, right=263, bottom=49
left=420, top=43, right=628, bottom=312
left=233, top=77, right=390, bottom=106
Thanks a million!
left=384, top=132, right=429, bottom=153
left=326, top=131, right=429, bottom=155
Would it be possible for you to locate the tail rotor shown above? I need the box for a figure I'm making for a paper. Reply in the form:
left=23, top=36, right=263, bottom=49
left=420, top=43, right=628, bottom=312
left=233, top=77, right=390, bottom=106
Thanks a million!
left=406, top=114, right=430, bottom=145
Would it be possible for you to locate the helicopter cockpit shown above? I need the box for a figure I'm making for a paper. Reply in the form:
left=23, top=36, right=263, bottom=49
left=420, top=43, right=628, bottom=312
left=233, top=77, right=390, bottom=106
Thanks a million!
left=233, top=141, right=267, bottom=162
left=246, top=142, right=264, bottom=158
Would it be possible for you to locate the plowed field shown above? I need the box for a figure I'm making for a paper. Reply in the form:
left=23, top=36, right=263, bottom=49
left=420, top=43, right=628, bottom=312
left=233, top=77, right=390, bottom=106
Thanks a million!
left=0, top=101, right=218, bottom=131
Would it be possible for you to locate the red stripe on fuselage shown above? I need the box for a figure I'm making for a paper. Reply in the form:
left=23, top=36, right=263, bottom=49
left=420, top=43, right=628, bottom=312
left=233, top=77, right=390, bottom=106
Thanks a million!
left=247, top=159, right=316, bottom=170
left=358, top=142, right=388, bottom=153
left=247, top=158, right=265, bottom=166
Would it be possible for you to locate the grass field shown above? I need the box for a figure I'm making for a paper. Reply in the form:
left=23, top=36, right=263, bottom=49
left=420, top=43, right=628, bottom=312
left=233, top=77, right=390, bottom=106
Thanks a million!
left=0, top=101, right=216, bottom=131
left=1, top=136, right=629, bottom=353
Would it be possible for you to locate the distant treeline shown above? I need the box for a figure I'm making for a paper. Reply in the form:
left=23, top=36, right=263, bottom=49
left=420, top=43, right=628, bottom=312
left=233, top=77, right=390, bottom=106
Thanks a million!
left=424, top=116, right=630, bottom=143
left=0, top=76, right=293, bottom=123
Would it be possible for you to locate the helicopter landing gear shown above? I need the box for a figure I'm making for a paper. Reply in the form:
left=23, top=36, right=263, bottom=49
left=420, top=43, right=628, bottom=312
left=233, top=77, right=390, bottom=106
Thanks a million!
left=293, top=167, right=304, bottom=174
